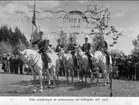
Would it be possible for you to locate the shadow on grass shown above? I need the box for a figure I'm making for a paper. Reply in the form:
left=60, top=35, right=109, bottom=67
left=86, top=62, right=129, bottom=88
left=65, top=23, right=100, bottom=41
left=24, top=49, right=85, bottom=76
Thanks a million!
left=5, top=78, right=108, bottom=96
left=0, top=87, right=34, bottom=96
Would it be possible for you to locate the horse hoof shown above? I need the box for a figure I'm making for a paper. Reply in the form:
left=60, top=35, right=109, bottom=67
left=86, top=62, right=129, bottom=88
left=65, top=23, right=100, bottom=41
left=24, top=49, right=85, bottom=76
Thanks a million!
left=33, top=89, right=37, bottom=93
left=104, top=83, right=106, bottom=86
left=39, top=89, right=43, bottom=93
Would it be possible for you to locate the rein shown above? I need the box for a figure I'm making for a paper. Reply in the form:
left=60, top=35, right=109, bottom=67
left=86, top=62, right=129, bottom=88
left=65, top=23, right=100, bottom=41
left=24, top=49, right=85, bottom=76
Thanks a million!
left=29, top=52, right=40, bottom=74
left=76, top=51, right=86, bottom=69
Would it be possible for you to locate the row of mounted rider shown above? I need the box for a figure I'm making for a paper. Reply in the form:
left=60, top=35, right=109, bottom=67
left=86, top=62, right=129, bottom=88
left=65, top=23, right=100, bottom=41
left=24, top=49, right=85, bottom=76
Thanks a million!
left=31, top=29, right=110, bottom=71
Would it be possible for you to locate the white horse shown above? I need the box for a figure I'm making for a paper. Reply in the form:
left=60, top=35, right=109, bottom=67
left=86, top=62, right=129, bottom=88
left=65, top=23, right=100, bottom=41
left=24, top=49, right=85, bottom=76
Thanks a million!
left=30, top=29, right=60, bottom=87
left=19, top=49, right=43, bottom=92
left=44, top=48, right=60, bottom=86
left=19, top=48, right=60, bottom=92
left=93, top=50, right=112, bottom=86
left=59, top=48, right=75, bottom=83
left=75, top=46, right=93, bottom=83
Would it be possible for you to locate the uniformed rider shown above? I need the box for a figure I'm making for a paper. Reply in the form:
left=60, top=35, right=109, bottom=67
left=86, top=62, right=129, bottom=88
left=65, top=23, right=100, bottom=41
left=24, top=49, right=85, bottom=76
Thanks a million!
left=82, top=37, right=93, bottom=68
left=67, top=37, right=78, bottom=69
left=31, top=30, right=52, bottom=68
left=55, top=39, right=64, bottom=55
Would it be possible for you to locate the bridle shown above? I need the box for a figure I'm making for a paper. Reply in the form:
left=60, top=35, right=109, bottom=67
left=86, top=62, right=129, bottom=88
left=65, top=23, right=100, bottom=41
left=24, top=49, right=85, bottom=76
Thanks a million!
left=23, top=51, right=40, bottom=74
left=76, top=49, right=86, bottom=69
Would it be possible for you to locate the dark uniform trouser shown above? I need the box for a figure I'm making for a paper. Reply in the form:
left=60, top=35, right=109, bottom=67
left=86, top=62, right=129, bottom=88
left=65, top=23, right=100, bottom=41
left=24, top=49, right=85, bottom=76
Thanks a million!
left=40, top=52, right=51, bottom=70
left=42, top=52, right=52, bottom=63
left=71, top=52, right=77, bottom=67
left=85, top=52, right=93, bottom=68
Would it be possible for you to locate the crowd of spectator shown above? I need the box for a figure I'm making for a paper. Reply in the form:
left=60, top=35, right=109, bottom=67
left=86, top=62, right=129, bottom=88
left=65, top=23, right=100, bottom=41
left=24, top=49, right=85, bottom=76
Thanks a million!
left=1, top=53, right=139, bottom=80
left=1, top=53, right=30, bottom=75
left=112, top=54, right=139, bottom=80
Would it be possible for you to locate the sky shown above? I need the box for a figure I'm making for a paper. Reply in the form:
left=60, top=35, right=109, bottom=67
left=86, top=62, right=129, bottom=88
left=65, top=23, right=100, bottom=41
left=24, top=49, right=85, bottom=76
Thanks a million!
left=0, top=1, right=139, bottom=55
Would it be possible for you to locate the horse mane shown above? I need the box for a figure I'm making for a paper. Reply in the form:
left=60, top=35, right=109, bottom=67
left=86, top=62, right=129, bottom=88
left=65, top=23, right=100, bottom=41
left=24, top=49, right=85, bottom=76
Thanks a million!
left=77, top=47, right=85, bottom=56
left=46, top=48, right=55, bottom=54
left=23, top=49, right=38, bottom=56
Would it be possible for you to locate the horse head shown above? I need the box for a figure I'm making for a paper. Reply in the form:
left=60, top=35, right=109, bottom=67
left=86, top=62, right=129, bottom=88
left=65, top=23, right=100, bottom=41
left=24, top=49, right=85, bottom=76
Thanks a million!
left=18, top=50, right=30, bottom=64
left=59, top=47, right=65, bottom=57
left=75, top=45, right=81, bottom=53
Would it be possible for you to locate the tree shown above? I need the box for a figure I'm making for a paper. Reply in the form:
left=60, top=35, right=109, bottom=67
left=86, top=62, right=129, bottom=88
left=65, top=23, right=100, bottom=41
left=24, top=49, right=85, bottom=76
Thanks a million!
left=109, top=48, right=125, bottom=58
left=0, top=25, right=29, bottom=55
left=85, top=4, right=123, bottom=51
left=132, top=34, right=139, bottom=56
left=0, top=41, right=12, bottom=55
left=58, top=30, right=69, bottom=50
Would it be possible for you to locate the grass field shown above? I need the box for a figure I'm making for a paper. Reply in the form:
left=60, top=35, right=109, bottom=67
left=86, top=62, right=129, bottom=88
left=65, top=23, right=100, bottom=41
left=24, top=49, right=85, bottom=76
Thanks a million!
left=0, top=64, right=139, bottom=96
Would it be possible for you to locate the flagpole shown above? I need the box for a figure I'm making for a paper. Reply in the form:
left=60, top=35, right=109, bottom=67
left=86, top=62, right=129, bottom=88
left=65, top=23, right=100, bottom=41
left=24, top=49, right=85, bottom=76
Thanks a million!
left=30, top=0, right=36, bottom=48
left=32, top=0, right=36, bottom=33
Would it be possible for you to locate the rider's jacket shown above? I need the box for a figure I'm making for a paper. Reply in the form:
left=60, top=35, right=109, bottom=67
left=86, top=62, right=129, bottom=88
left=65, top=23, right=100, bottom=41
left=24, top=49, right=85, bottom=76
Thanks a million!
left=55, top=43, right=64, bottom=53
left=82, top=42, right=91, bottom=53
left=67, top=43, right=76, bottom=55
left=37, top=39, right=52, bottom=53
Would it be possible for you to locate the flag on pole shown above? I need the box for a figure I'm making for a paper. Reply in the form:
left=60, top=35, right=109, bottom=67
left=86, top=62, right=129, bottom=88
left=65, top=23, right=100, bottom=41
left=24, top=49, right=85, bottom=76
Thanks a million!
left=32, top=3, right=37, bottom=28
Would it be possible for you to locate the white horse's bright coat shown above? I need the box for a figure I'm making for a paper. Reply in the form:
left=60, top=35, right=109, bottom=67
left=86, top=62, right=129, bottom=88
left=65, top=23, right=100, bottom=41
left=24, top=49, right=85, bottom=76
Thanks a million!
left=59, top=49, right=74, bottom=83
left=93, top=51, right=112, bottom=85
left=19, top=49, right=43, bottom=92
left=19, top=48, right=60, bottom=92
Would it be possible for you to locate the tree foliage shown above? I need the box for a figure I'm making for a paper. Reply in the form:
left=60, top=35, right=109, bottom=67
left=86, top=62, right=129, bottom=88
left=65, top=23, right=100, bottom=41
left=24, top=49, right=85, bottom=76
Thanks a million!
left=109, top=49, right=125, bottom=58
left=0, top=25, right=29, bottom=55
left=86, top=4, right=123, bottom=51
left=132, top=34, right=139, bottom=56
left=58, top=30, right=69, bottom=50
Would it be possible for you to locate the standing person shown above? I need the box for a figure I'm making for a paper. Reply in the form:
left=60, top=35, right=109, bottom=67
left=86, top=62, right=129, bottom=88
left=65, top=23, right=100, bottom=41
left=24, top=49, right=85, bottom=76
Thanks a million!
left=9, top=55, right=13, bottom=74
left=14, top=55, right=18, bottom=74
left=2, top=54, right=7, bottom=73
left=18, top=56, right=24, bottom=74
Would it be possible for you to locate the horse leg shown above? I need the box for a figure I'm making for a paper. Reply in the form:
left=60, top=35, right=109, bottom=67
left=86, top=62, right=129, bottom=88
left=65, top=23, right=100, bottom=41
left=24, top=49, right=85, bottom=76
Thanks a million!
left=103, top=73, right=106, bottom=86
left=84, top=70, right=87, bottom=83
left=90, top=69, right=94, bottom=82
left=77, top=69, right=80, bottom=82
left=38, top=70, right=43, bottom=92
left=71, top=69, right=74, bottom=83
left=32, top=69, right=37, bottom=92
left=66, top=68, right=69, bottom=83
left=81, top=70, right=84, bottom=83
left=52, top=67, right=56, bottom=86
left=96, top=71, right=99, bottom=86
left=46, top=68, right=51, bottom=86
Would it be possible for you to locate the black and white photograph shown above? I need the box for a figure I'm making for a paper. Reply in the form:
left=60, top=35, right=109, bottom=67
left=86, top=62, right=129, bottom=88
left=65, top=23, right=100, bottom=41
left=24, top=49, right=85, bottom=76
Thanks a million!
left=0, top=1, right=139, bottom=102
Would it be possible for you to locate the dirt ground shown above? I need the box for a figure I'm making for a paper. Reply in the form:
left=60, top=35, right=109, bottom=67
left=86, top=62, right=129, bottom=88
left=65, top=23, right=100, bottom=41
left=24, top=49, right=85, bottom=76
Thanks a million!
left=0, top=65, right=139, bottom=96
